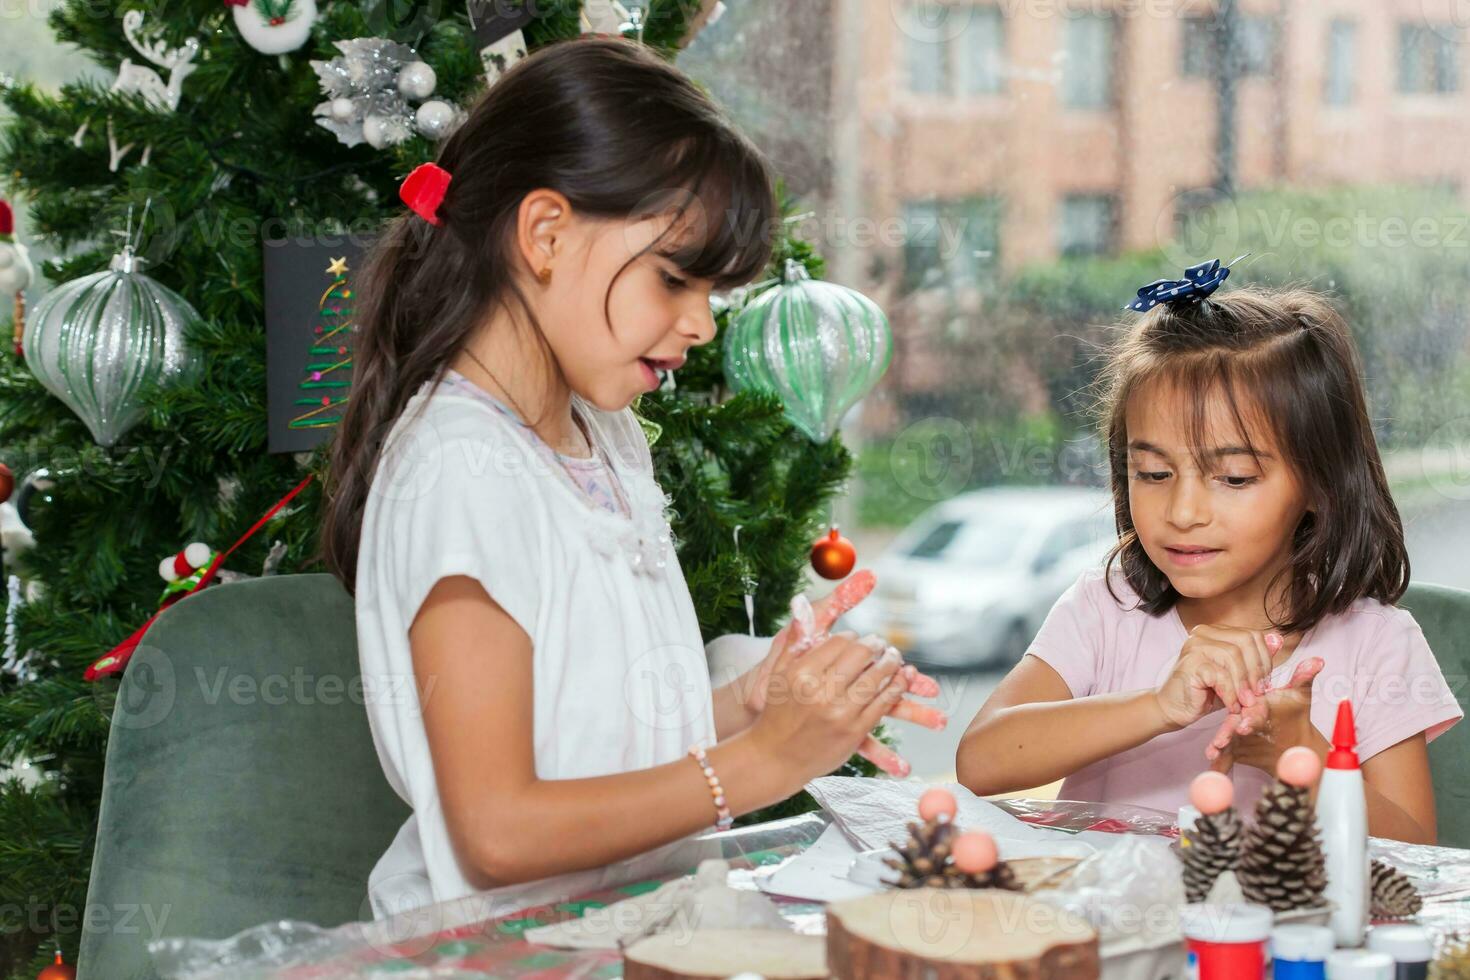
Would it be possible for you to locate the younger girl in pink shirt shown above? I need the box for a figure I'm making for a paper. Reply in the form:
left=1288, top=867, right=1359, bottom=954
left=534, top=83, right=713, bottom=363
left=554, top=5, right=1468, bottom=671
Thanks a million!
left=956, top=267, right=1462, bottom=843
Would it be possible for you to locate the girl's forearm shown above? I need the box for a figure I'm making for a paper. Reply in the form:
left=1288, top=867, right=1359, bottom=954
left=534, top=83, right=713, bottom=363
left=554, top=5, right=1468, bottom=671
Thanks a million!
left=1307, top=778, right=1434, bottom=845
left=711, top=675, right=758, bottom=740
left=956, top=689, right=1174, bottom=796
left=464, top=726, right=794, bottom=889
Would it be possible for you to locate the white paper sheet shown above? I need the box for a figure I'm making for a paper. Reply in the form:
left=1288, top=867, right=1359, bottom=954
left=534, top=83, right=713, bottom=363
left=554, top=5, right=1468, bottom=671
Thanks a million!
left=804, top=776, right=1099, bottom=858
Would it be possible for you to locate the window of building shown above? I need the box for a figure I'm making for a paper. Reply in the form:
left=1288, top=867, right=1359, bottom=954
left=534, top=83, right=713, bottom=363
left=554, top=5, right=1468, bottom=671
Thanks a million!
left=1399, top=24, right=1460, bottom=95
left=1181, top=15, right=1276, bottom=79
left=905, top=3, right=1005, bottom=97
left=1181, top=16, right=1214, bottom=78
left=902, top=196, right=1002, bottom=293
left=1062, top=14, right=1114, bottom=109
left=1325, top=19, right=1357, bottom=106
left=1240, top=17, right=1278, bottom=76
left=1058, top=195, right=1116, bottom=257
left=957, top=7, right=1005, bottom=95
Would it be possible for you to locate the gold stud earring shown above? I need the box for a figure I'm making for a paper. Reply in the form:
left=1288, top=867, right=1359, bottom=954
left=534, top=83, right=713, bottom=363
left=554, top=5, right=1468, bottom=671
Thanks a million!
left=537, top=266, right=553, bottom=285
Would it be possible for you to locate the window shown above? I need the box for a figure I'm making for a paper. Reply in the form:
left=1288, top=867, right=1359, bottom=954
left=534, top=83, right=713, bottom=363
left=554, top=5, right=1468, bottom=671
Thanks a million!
left=1399, top=24, right=1460, bottom=94
left=1062, top=14, right=1114, bottom=109
left=1181, top=15, right=1275, bottom=79
left=1325, top=20, right=1357, bottom=106
left=905, top=3, right=1005, bottom=97
left=1182, top=17, right=1213, bottom=78
left=901, top=196, right=1001, bottom=293
left=1058, top=195, right=1115, bottom=257
left=906, top=3, right=949, bottom=95
left=1239, top=17, right=1278, bottom=77
left=957, top=7, right=1005, bottom=95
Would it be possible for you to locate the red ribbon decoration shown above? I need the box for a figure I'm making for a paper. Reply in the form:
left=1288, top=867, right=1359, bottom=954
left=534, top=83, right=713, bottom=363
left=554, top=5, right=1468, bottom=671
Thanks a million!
left=399, top=162, right=452, bottom=227
left=85, top=473, right=317, bottom=681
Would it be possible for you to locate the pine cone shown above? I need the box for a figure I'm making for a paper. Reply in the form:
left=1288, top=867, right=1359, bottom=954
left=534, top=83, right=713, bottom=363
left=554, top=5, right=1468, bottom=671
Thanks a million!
left=883, top=817, right=956, bottom=889
left=882, top=817, right=1023, bottom=891
left=1238, top=780, right=1327, bottom=912
left=1370, top=858, right=1423, bottom=919
left=948, top=859, right=1024, bottom=892
left=1183, top=808, right=1243, bottom=904
left=1432, top=938, right=1470, bottom=980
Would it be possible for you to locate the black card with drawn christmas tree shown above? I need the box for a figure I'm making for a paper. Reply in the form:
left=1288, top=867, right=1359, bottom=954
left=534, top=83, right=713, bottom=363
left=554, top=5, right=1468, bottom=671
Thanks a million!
left=264, top=236, right=369, bottom=452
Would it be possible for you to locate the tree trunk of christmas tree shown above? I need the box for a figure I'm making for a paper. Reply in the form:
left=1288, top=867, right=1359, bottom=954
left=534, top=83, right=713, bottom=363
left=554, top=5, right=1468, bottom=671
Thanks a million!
left=622, top=929, right=827, bottom=979
left=825, top=889, right=1100, bottom=980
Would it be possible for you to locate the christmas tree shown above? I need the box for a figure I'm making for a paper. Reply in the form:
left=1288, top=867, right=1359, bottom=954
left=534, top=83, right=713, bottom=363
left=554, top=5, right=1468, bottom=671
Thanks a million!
left=0, top=2, right=885, bottom=973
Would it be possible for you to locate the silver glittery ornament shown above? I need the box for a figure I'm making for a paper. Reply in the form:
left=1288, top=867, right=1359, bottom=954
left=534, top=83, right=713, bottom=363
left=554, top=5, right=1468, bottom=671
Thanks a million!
left=23, top=248, right=199, bottom=446
left=414, top=99, right=458, bottom=140
left=396, top=61, right=436, bottom=99
left=310, top=37, right=421, bottom=148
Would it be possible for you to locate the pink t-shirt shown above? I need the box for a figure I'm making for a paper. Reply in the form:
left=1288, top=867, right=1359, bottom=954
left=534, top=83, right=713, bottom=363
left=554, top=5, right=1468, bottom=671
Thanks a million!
left=1026, top=568, right=1464, bottom=818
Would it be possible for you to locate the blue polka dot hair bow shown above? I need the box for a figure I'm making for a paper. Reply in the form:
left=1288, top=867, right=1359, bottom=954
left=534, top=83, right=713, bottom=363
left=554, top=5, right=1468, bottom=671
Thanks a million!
left=1125, top=257, right=1238, bottom=313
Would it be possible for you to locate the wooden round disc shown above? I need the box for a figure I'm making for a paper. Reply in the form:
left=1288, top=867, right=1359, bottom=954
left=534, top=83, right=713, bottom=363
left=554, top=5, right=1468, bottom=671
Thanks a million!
left=623, top=928, right=826, bottom=980
left=826, top=888, right=1099, bottom=980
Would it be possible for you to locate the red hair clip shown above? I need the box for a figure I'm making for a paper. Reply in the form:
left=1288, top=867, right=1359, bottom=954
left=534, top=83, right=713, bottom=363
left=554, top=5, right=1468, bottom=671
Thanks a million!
left=400, top=162, right=452, bottom=226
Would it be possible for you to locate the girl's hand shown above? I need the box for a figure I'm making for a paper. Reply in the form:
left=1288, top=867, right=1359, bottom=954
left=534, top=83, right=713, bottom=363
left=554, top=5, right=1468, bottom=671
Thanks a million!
left=1154, top=625, right=1280, bottom=730
left=741, top=572, right=945, bottom=741
left=742, top=571, right=877, bottom=715
left=749, top=626, right=911, bottom=783
left=1207, top=657, right=1327, bottom=771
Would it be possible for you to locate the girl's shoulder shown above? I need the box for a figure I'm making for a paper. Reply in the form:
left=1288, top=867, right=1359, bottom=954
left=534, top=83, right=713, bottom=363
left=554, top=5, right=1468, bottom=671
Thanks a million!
left=1066, top=563, right=1148, bottom=615
left=1314, top=594, right=1425, bottom=646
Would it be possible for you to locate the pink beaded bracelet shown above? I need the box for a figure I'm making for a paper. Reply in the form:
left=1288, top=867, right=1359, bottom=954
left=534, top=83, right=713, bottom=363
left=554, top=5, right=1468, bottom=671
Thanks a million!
left=688, top=742, right=734, bottom=830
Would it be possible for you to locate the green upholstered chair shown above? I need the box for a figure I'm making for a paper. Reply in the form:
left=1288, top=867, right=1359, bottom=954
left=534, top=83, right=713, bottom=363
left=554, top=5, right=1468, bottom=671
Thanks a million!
left=1399, top=581, right=1470, bottom=850
left=78, top=573, right=409, bottom=979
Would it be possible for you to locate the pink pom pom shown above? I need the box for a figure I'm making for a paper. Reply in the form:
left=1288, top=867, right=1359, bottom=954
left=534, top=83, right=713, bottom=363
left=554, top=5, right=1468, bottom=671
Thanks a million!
left=952, top=832, right=998, bottom=875
left=1278, top=746, right=1322, bottom=788
left=1189, top=771, right=1235, bottom=815
left=918, top=788, right=957, bottom=823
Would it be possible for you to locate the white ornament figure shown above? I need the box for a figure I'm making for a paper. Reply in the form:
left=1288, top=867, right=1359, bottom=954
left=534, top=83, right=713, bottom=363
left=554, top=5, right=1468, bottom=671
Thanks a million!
left=71, top=11, right=200, bottom=172
left=396, top=61, right=436, bottom=100
left=329, top=97, right=355, bottom=121
left=227, top=0, right=318, bottom=55
left=0, top=201, right=33, bottom=352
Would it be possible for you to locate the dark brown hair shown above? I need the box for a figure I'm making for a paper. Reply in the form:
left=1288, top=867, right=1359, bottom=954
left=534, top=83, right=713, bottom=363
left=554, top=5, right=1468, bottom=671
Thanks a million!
left=1097, top=286, right=1409, bottom=634
left=317, top=38, right=777, bottom=593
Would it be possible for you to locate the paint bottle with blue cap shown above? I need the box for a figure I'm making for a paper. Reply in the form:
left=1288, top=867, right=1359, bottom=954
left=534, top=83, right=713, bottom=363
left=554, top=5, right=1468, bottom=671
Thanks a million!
left=1271, top=924, right=1334, bottom=979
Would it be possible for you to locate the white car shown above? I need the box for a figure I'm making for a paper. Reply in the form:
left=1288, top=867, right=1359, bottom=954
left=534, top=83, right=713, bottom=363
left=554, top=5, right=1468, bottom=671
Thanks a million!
left=840, top=487, right=1116, bottom=670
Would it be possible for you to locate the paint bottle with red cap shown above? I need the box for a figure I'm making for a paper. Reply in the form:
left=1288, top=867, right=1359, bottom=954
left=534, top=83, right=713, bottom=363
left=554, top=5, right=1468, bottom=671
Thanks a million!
left=1319, top=699, right=1370, bottom=947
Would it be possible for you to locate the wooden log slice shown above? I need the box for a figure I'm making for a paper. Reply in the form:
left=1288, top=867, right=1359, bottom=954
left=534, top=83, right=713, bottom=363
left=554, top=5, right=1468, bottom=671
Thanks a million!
left=826, top=887, right=1100, bottom=980
left=623, top=928, right=827, bottom=979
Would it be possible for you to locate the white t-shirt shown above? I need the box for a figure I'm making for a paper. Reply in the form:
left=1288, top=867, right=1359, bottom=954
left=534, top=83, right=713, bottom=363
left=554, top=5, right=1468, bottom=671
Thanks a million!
left=354, top=373, right=719, bottom=921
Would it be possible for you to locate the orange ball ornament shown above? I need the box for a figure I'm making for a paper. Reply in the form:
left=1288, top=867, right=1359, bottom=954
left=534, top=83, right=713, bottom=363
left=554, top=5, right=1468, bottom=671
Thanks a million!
left=37, top=950, right=76, bottom=980
left=1278, top=746, right=1323, bottom=788
left=1189, top=771, right=1235, bottom=815
left=952, top=832, right=998, bottom=875
left=810, top=527, right=856, bottom=580
left=918, top=787, right=957, bottom=823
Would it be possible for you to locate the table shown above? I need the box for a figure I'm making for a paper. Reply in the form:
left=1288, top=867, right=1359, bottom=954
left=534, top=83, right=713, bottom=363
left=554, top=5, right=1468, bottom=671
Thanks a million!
left=149, top=801, right=1470, bottom=978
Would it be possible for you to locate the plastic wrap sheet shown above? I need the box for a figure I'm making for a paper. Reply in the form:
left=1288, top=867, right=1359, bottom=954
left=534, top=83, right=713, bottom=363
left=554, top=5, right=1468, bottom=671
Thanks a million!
left=149, top=802, right=1470, bottom=978
left=149, top=813, right=831, bottom=979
